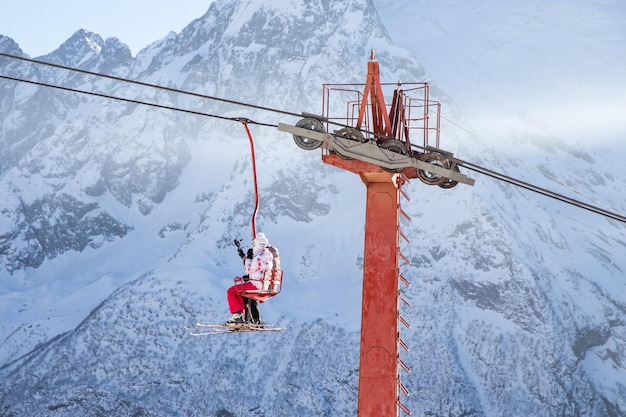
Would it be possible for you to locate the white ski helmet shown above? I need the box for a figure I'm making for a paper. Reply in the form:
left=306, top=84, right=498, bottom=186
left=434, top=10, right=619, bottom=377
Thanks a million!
left=253, top=232, right=269, bottom=247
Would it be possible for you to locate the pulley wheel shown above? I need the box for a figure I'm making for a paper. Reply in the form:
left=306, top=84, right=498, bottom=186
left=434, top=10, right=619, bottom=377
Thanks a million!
left=332, top=127, right=366, bottom=159
left=418, top=152, right=450, bottom=186
left=293, top=118, right=325, bottom=150
left=439, top=164, right=460, bottom=189
left=336, top=127, right=365, bottom=143
left=379, top=139, right=409, bottom=172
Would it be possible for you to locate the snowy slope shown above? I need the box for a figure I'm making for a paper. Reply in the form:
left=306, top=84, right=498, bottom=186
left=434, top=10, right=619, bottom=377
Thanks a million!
left=1, top=0, right=626, bottom=416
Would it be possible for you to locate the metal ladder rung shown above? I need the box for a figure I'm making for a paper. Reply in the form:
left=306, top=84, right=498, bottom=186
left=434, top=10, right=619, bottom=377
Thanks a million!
left=399, top=358, right=411, bottom=373
left=399, top=250, right=411, bottom=266
left=399, top=337, right=410, bottom=352
left=398, top=400, right=412, bottom=415
left=400, top=295, right=411, bottom=308
left=399, top=273, right=411, bottom=287
left=400, top=208, right=411, bottom=221
left=399, top=229, right=410, bottom=244
left=399, top=186, right=411, bottom=202
left=397, top=378, right=410, bottom=397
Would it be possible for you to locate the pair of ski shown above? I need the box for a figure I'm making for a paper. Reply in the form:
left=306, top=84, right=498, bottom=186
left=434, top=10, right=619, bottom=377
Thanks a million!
left=186, top=322, right=285, bottom=336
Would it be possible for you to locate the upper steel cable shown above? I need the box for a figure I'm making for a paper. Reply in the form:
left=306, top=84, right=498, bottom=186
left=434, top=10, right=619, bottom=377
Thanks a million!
left=1, top=52, right=625, bottom=224
left=442, top=114, right=620, bottom=210
left=0, top=73, right=277, bottom=127
left=0, top=52, right=372, bottom=134
left=440, top=115, right=626, bottom=223
left=0, top=52, right=301, bottom=121
left=459, top=161, right=626, bottom=223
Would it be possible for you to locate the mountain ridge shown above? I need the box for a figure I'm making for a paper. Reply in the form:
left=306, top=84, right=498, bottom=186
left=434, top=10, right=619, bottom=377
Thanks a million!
left=1, top=0, right=625, bottom=415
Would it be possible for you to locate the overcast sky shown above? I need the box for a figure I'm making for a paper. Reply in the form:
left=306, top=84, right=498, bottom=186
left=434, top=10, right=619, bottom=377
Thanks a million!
left=0, top=1, right=213, bottom=57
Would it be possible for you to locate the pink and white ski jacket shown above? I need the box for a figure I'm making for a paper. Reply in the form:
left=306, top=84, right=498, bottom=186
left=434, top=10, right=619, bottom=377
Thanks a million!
left=244, top=247, right=274, bottom=289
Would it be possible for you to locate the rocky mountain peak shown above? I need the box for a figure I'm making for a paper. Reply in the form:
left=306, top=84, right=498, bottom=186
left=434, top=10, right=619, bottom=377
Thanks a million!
left=39, top=29, right=103, bottom=65
left=0, top=1, right=624, bottom=415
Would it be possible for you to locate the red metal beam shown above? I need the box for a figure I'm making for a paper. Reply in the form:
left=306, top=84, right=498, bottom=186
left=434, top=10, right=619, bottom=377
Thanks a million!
left=323, top=155, right=404, bottom=416
left=241, top=121, right=259, bottom=239
left=358, top=172, right=401, bottom=416
left=356, top=51, right=393, bottom=139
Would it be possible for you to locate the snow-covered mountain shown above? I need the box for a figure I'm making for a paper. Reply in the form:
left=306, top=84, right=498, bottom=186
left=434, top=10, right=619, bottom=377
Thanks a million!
left=374, top=0, right=626, bottom=145
left=1, top=0, right=625, bottom=415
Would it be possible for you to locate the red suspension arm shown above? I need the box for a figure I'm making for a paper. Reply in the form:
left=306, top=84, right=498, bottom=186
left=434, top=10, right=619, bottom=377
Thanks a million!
left=241, top=121, right=259, bottom=239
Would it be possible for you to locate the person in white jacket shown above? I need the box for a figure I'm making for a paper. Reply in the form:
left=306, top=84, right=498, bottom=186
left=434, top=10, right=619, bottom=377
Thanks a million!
left=225, top=232, right=273, bottom=325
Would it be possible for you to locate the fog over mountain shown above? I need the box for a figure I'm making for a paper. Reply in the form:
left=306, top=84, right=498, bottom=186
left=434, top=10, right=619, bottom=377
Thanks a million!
left=1, top=0, right=625, bottom=416
left=375, top=0, right=626, bottom=144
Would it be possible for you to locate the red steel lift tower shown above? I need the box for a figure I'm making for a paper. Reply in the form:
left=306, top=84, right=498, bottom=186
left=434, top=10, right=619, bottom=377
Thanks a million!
left=279, top=51, right=474, bottom=416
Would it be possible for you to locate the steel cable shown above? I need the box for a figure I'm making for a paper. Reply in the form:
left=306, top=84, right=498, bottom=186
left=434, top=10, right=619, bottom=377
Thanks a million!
left=1, top=52, right=624, bottom=224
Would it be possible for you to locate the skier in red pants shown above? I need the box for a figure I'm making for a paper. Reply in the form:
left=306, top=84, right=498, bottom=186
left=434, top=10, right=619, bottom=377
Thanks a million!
left=225, top=232, right=273, bottom=325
